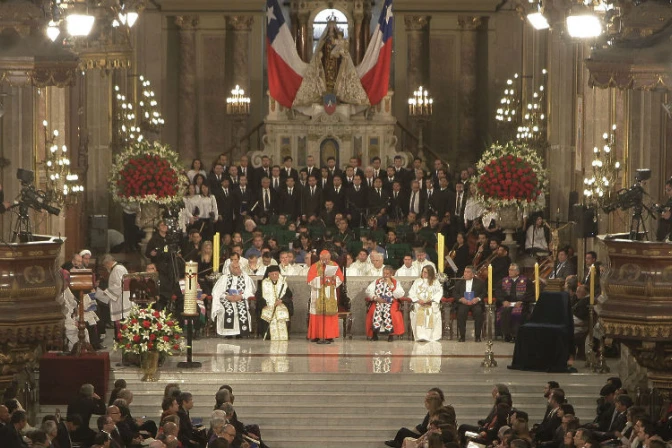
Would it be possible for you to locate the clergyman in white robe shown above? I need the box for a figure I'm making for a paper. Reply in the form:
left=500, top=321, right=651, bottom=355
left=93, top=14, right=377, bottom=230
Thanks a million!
left=211, top=265, right=257, bottom=337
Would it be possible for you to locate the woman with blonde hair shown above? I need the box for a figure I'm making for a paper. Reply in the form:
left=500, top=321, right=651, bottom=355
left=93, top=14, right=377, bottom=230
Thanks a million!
left=408, top=265, right=444, bottom=341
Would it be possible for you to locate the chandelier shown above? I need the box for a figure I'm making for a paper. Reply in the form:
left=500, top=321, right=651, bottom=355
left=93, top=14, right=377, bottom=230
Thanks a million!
left=42, top=121, right=84, bottom=207
left=114, top=74, right=165, bottom=148
left=45, top=0, right=143, bottom=42
left=408, top=86, right=433, bottom=118
left=583, top=125, right=621, bottom=205
left=226, top=85, right=251, bottom=116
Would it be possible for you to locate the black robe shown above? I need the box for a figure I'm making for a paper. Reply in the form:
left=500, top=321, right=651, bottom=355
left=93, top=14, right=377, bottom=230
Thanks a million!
left=255, top=281, right=294, bottom=338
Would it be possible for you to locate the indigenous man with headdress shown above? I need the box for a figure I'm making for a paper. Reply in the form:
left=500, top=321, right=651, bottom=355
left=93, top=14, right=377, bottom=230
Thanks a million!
left=306, top=250, right=344, bottom=343
left=211, top=262, right=256, bottom=337
left=365, top=265, right=406, bottom=342
left=256, top=265, right=294, bottom=341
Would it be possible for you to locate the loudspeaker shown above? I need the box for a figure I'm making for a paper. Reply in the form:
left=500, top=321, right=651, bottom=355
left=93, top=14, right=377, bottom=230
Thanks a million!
left=568, top=191, right=579, bottom=222
left=573, top=205, right=598, bottom=238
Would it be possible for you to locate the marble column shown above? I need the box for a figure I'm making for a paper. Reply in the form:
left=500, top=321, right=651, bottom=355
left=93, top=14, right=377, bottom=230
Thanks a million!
left=227, top=16, right=254, bottom=158
left=457, top=16, right=486, bottom=163
left=175, top=16, right=199, bottom=163
left=404, top=16, right=430, bottom=154
left=297, top=13, right=310, bottom=62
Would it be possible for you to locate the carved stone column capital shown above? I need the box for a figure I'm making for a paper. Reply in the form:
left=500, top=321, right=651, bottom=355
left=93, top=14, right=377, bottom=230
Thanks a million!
left=175, top=15, right=199, bottom=31
left=458, top=16, right=487, bottom=31
left=227, top=16, right=254, bottom=32
left=404, top=15, right=430, bottom=32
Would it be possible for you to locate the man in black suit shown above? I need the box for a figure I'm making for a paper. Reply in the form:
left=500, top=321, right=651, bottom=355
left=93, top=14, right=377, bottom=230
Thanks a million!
left=214, top=177, right=238, bottom=236
left=453, top=181, right=467, bottom=232
left=496, top=263, right=534, bottom=342
left=404, top=180, right=425, bottom=218
left=583, top=251, right=601, bottom=296
left=593, top=394, right=632, bottom=442
left=325, top=156, right=342, bottom=181
left=256, top=177, right=276, bottom=220
left=347, top=157, right=365, bottom=180
left=319, top=167, right=332, bottom=190
left=278, top=177, right=301, bottom=220
left=548, top=248, right=576, bottom=281
left=435, top=177, right=456, bottom=219
left=342, top=166, right=356, bottom=188
left=66, top=384, right=106, bottom=431
left=346, top=175, right=368, bottom=227
left=0, top=410, right=27, bottom=448
left=326, top=175, right=347, bottom=214
left=393, top=155, right=411, bottom=188
left=207, top=163, right=226, bottom=191
left=270, top=165, right=283, bottom=192
left=238, top=154, right=253, bottom=186
left=382, top=166, right=397, bottom=194
left=367, top=178, right=390, bottom=221
left=305, top=154, right=319, bottom=179
left=371, top=156, right=384, bottom=179
left=280, top=156, right=299, bottom=184
left=453, top=266, right=487, bottom=342
left=533, top=389, right=565, bottom=444
left=388, top=181, right=406, bottom=222
left=227, top=165, right=241, bottom=188
left=254, top=155, right=272, bottom=189
left=302, top=175, right=322, bottom=223
left=98, top=415, right=122, bottom=448
left=235, top=175, right=255, bottom=227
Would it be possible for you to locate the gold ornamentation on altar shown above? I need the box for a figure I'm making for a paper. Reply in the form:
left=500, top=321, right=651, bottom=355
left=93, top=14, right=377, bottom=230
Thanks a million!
left=23, top=266, right=46, bottom=285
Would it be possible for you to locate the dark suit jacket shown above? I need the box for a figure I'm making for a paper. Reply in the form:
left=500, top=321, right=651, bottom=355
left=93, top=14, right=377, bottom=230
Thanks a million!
left=436, top=188, right=456, bottom=218
left=454, top=191, right=468, bottom=219
left=453, top=277, right=487, bottom=305
left=0, top=424, right=27, bottom=448
left=304, top=166, right=319, bottom=179
left=382, top=176, right=397, bottom=194
left=549, top=261, right=576, bottom=280
left=403, top=190, right=426, bottom=216
left=388, top=191, right=406, bottom=219
left=534, top=409, right=562, bottom=443
left=254, top=166, right=272, bottom=188
left=234, top=186, right=255, bottom=216
left=345, top=186, right=368, bottom=218
left=278, top=187, right=302, bottom=218
left=326, top=167, right=342, bottom=181
left=279, top=167, right=299, bottom=184
left=302, top=186, right=323, bottom=218
left=255, top=188, right=277, bottom=217
left=319, top=177, right=332, bottom=191
left=213, top=186, right=239, bottom=223
left=367, top=188, right=390, bottom=214
left=237, top=165, right=253, bottom=185
left=325, top=187, right=347, bottom=214
left=67, top=396, right=106, bottom=429
left=207, top=173, right=226, bottom=191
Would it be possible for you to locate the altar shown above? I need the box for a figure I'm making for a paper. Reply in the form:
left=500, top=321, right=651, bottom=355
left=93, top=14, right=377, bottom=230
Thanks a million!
left=259, top=91, right=403, bottom=168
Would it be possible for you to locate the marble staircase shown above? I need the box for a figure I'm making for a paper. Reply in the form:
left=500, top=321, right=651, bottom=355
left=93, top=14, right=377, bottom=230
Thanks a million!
left=38, top=369, right=608, bottom=448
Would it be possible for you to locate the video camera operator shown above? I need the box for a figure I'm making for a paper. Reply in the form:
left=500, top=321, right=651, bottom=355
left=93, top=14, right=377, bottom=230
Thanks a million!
left=145, top=220, right=185, bottom=310
left=656, top=178, right=672, bottom=241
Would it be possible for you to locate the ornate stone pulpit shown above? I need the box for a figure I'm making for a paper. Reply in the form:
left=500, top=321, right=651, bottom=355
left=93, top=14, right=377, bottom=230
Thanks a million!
left=596, top=235, right=672, bottom=391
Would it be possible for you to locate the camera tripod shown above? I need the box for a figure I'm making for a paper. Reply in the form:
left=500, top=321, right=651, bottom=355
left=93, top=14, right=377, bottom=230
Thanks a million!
left=11, top=204, right=33, bottom=243
left=629, top=202, right=654, bottom=241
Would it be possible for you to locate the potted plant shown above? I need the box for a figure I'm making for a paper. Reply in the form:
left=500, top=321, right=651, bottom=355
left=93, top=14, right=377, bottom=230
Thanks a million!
left=114, top=305, right=186, bottom=381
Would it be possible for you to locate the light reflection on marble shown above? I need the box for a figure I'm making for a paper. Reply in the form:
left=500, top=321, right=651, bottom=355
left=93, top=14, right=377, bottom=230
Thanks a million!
left=109, top=337, right=519, bottom=376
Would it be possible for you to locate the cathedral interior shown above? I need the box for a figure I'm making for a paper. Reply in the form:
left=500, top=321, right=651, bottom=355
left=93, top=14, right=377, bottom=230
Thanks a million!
left=1, top=0, right=672, bottom=445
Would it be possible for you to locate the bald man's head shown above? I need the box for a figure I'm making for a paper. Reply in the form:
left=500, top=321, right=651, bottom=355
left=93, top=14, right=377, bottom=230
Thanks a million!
left=163, top=421, right=179, bottom=436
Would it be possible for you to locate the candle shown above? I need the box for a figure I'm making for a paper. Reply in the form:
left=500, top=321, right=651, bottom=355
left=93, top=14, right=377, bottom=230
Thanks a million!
left=589, top=265, right=595, bottom=305
left=437, top=234, right=445, bottom=274
left=487, top=265, right=493, bottom=305
left=534, top=262, right=540, bottom=301
left=213, top=232, right=220, bottom=273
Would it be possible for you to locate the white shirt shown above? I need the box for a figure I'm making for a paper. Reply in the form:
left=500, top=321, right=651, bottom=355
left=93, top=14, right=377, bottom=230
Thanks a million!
left=525, top=225, right=549, bottom=251
left=396, top=264, right=420, bottom=277
left=195, top=194, right=218, bottom=218
left=350, top=260, right=372, bottom=276
left=97, top=263, right=130, bottom=322
left=368, top=265, right=384, bottom=277
left=221, top=257, right=249, bottom=274
left=412, top=259, right=436, bottom=273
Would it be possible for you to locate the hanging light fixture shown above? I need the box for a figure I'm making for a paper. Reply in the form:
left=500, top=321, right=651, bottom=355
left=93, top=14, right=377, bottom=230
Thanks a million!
left=46, top=20, right=61, bottom=41
left=66, top=12, right=95, bottom=37
left=527, top=2, right=550, bottom=30
left=566, top=3, right=602, bottom=38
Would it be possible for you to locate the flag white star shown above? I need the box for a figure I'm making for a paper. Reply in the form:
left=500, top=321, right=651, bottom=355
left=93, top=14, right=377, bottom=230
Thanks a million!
left=267, top=6, right=276, bottom=25
left=385, top=4, right=393, bottom=24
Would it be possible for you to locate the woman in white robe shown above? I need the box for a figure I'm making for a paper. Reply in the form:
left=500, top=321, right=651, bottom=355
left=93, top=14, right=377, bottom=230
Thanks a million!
left=408, top=266, right=444, bottom=342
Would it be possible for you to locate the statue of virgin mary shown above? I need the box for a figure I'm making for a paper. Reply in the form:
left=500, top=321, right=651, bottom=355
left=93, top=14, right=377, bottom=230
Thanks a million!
left=293, top=20, right=370, bottom=108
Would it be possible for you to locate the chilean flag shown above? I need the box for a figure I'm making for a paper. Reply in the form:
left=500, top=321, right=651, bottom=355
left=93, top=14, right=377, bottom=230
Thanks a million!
left=266, top=0, right=307, bottom=108
left=357, top=0, right=394, bottom=106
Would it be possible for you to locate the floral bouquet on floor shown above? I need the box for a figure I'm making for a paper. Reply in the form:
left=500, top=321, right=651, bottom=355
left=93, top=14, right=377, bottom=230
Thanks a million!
left=109, top=140, right=186, bottom=206
left=114, top=305, right=186, bottom=381
left=473, top=141, right=548, bottom=211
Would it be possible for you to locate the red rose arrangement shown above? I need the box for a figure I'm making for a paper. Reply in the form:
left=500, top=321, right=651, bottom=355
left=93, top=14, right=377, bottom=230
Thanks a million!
left=110, top=140, right=185, bottom=206
left=116, top=154, right=179, bottom=199
left=114, top=305, right=186, bottom=355
left=473, top=142, right=547, bottom=209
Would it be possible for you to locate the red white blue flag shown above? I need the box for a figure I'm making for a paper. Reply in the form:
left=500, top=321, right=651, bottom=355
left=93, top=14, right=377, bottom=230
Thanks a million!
left=266, top=0, right=307, bottom=108
left=357, top=0, right=394, bottom=106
